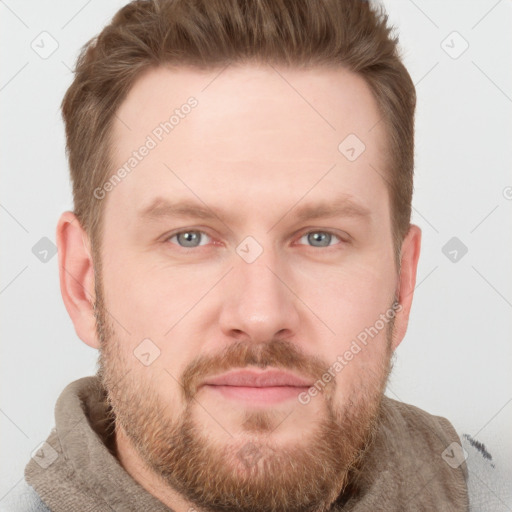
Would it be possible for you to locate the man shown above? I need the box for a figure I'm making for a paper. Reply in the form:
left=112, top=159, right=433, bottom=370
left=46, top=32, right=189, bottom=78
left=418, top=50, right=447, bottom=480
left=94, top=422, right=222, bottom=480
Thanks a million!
left=8, top=0, right=477, bottom=510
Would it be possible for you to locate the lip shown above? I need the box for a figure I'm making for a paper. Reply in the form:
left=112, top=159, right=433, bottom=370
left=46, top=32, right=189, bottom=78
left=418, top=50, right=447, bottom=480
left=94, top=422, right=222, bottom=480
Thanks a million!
left=200, top=369, right=313, bottom=405
left=202, top=369, right=313, bottom=388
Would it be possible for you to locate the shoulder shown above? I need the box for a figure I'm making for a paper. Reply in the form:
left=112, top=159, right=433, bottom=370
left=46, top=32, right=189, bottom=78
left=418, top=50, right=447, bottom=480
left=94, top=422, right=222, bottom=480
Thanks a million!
left=381, top=396, right=465, bottom=451
left=382, top=397, right=511, bottom=512
left=0, top=478, right=51, bottom=512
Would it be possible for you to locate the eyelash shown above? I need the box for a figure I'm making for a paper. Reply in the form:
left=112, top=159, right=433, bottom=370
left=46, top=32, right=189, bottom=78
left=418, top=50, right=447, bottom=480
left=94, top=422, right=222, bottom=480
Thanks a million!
left=164, top=229, right=347, bottom=251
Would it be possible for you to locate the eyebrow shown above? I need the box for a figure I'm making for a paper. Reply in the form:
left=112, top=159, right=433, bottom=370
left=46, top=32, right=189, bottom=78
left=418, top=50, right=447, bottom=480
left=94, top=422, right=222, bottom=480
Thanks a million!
left=138, top=196, right=372, bottom=225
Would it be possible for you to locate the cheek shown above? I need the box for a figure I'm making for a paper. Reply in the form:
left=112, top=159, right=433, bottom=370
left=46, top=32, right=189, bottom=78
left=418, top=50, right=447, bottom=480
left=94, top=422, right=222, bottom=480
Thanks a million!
left=303, top=253, right=396, bottom=336
left=300, top=255, right=395, bottom=388
left=101, top=252, right=207, bottom=334
left=99, top=255, right=213, bottom=383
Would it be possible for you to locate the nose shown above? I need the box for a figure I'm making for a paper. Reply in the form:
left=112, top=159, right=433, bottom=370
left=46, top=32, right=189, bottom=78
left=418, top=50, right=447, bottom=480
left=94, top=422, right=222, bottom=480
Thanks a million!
left=218, top=244, right=300, bottom=344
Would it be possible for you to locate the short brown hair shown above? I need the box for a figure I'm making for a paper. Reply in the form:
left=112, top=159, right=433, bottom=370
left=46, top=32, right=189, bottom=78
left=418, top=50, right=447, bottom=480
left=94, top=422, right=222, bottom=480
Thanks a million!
left=62, top=0, right=416, bottom=267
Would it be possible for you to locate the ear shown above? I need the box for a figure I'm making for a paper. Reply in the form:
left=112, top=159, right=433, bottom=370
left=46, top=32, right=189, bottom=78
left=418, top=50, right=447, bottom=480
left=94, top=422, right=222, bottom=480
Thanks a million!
left=391, top=224, right=422, bottom=350
left=56, top=211, right=100, bottom=349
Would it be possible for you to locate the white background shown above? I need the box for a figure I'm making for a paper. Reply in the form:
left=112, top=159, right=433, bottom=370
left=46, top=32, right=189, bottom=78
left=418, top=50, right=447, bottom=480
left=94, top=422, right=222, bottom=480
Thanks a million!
left=1, top=0, right=511, bottom=507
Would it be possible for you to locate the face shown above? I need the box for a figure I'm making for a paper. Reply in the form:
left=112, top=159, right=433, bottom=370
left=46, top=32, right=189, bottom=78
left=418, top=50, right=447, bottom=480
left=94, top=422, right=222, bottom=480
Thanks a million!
left=94, top=64, right=399, bottom=512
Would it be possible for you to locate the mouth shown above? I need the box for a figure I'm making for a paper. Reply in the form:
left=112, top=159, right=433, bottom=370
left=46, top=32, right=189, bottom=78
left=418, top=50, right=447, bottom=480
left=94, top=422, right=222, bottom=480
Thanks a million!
left=200, top=368, right=313, bottom=405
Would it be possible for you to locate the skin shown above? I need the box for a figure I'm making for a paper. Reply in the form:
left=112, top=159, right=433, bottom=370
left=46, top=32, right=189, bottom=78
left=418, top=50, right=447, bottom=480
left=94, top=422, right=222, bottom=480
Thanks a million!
left=57, top=63, right=421, bottom=511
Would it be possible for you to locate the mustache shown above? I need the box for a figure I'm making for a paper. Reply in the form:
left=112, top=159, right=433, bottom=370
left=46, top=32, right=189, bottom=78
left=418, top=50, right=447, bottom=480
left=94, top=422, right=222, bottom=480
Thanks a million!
left=180, top=339, right=332, bottom=402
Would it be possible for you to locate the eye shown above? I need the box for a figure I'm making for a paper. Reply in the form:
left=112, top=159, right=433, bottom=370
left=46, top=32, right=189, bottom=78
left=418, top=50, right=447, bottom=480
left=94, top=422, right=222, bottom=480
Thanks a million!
left=166, top=230, right=212, bottom=248
left=297, top=230, right=343, bottom=248
left=164, top=229, right=345, bottom=250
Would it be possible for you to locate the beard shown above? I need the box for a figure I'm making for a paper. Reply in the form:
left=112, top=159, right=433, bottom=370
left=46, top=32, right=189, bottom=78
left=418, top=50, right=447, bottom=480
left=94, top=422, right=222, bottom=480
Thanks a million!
left=93, top=264, right=394, bottom=512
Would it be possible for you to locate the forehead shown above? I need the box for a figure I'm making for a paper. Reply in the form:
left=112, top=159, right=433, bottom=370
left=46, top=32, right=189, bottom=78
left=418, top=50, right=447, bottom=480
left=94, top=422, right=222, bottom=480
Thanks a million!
left=106, top=64, right=389, bottom=222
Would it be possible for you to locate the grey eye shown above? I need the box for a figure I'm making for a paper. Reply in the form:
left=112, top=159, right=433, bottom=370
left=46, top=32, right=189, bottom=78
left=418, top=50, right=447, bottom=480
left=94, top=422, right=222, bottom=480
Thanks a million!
left=299, top=231, right=340, bottom=248
left=170, top=230, right=210, bottom=248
